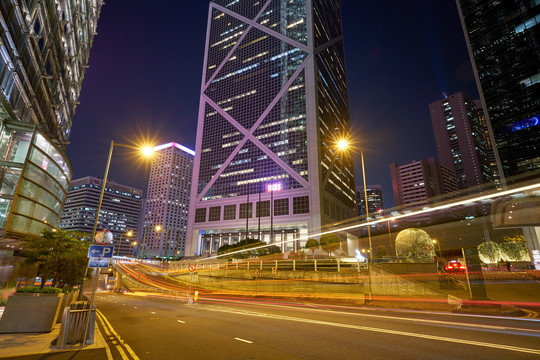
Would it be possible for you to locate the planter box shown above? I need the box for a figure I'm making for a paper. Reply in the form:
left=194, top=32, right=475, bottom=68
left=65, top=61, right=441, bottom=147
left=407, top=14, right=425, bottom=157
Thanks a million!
left=56, top=292, right=77, bottom=323
left=0, top=292, right=64, bottom=333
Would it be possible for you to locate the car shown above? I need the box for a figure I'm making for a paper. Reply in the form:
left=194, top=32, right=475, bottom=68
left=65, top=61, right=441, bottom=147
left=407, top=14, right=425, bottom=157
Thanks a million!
left=445, top=260, right=466, bottom=273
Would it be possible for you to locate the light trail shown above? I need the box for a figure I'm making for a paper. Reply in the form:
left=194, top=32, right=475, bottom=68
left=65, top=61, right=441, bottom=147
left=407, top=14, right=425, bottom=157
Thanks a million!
left=206, top=306, right=540, bottom=355
left=201, top=182, right=540, bottom=260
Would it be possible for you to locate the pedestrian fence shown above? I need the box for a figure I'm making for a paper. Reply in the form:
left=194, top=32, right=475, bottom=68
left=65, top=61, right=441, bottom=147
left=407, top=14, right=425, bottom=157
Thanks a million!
left=57, top=300, right=95, bottom=348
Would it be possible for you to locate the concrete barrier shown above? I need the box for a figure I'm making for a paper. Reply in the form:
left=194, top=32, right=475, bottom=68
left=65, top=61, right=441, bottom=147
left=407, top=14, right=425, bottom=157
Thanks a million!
left=0, top=293, right=63, bottom=333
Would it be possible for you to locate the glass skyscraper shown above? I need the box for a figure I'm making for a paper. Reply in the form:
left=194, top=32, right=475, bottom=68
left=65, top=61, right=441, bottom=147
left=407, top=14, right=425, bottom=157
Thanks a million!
left=0, top=1, right=101, bottom=242
left=186, top=0, right=356, bottom=256
left=457, top=0, right=540, bottom=183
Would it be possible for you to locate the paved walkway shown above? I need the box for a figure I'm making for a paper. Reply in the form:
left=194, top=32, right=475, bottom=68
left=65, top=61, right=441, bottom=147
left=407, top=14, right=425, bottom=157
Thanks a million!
left=0, top=308, right=108, bottom=359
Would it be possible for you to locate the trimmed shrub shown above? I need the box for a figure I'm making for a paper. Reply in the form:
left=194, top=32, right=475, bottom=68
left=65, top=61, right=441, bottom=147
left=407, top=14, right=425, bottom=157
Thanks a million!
left=500, top=241, right=531, bottom=262
left=395, top=228, right=435, bottom=262
left=477, top=242, right=501, bottom=264
left=16, top=286, right=62, bottom=294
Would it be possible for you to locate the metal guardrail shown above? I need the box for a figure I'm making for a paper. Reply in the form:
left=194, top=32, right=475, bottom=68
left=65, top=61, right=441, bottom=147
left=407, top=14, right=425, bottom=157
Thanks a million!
left=169, top=258, right=368, bottom=274
left=57, top=300, right=95, bottom=348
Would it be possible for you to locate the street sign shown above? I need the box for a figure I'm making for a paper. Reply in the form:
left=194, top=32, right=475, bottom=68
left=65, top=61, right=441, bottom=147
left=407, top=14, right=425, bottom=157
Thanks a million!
left=188, top=264, right=196, bottom=272
left=88, top=257, right=110, bottom=268
left=88, top=245, right=114, bottom=258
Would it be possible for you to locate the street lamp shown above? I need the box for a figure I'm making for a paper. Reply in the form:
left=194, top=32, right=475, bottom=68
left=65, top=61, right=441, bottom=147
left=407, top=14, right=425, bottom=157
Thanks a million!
left=79, top=140, right=155, bottom=300
left=433, top=239, right=441, bottom=257
left=138, top=225, right=161, bottom=282
left=334, top=138, right=373, bottom=263
left=116, top=230, right=133, bottom=256
left=130, top=241, right=137, bottom=257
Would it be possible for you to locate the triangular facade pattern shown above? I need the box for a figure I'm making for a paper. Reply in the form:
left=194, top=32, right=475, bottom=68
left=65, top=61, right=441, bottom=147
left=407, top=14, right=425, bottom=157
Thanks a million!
left=257, top=0, right=308, bottom=45
left=187, top=0, right=357, bottom=256
left=197, top=0, right=310, bottom=202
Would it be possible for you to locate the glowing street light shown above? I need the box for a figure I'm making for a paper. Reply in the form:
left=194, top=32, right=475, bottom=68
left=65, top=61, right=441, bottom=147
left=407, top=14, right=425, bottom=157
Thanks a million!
left=333, top=137, right=373, bottom=263
left=337, top=139, right=349, bottom=151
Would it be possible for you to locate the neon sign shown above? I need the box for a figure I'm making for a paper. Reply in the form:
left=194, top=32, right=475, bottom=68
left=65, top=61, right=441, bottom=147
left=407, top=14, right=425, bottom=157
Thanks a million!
left=510, top=115, right=539, bottom=132
left=266, top=182, right=282, bottom=192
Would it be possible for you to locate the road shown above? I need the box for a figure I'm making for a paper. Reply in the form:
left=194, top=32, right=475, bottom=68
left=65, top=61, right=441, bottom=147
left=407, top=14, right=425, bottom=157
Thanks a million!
left=94, top=292, right=540, bottom=360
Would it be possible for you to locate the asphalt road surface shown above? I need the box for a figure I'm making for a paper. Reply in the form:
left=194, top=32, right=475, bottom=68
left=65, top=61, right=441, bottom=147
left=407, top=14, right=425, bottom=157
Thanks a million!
left=94, top=292, right=540, bottom=360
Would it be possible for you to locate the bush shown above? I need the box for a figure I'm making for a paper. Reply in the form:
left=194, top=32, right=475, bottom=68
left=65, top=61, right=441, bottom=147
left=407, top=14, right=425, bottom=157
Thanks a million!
left=477, top=242, right=501, bottom=264
left=319, top=234, right=340, bottom=256
left=217, top=238, right=281, bottom=259
left=500, top=241, right=530, bottom=262
left=395, top=228, right=435, bottom=262
left=16, top=286, right=62, bottom=294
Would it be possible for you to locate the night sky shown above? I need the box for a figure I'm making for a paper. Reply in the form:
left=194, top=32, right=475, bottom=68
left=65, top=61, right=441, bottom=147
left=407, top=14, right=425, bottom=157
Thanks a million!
left=67, top=0, right=479, bottom=208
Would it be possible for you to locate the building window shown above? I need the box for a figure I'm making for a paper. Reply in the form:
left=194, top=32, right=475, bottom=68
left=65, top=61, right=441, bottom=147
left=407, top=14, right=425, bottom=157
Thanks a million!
left=274, top=198, right=289, bottom=216
left=209, top=206, right=221, bottom=222
left=223, top=204, right=236, bottom=220
left=195, top=208, right=206, bottom=223
left=256, top=200, right=270, bottom=217
left=239, top=202, right=252, bottom=219
left=293, top=196, right=309, bottom=214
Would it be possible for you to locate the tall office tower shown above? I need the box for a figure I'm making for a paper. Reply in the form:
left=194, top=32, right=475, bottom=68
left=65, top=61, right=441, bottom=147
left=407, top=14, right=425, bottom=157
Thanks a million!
left=474, top=99, right=501, bottom=188
left=429, top=92, right=493, bottom=190
left=356, top=185, right=384, bottom=216
left=142, top=143, right=194, bottom=259
left=186, top=0, right=356, bottom=256
left=0, top=1, right=102, bottom=243
left=457, top=0, right=540, bottom=182
left=390, top=158, right=458, bottom=223
left=60, top=177, right=142, bottom=256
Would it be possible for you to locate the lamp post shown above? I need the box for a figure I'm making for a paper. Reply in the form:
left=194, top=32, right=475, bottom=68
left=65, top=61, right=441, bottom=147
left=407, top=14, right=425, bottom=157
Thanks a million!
left=360, top=149, right=373, bottom=263
left=130, top=241, right=137, bottom=257
left=79, top=141, right=154, bottom=301
left=334, top=139, right=372, bottom=263
left=81, top=141, right=154, bottom=348
left=138, top=225, right=161, bottom=282
left=433, top=239, right=441, bottom=257
left=116, top=230, right=133, bottom=256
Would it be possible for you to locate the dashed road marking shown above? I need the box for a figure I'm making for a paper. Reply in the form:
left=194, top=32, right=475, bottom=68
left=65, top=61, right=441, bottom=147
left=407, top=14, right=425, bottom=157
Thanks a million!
left=208, top=307, right=540, bottom=355
left=177, top=320, right=186, bottom=324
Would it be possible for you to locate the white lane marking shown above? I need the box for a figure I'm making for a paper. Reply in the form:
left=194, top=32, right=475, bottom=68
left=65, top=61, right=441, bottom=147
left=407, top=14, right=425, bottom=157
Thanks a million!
left=235, top=337, right=253, bottom=344
left=177, top=320, right=186, bottom=324
left=205, top=298, right=540, bottom=333
left=134, top=307, right=138, bottom=309
left=207, top=307, right=540, bottom=355
left=151, top=311, right=156, bottom=314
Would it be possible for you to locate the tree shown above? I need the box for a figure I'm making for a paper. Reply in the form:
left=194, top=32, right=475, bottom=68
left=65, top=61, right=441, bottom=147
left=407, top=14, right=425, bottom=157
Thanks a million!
left=21, top=229, right=90, bottom=289
left=499, top=241, right=530, bottom=262
left=217, top=238, right=280, bottom=259
left=503, top=232, right=526, bottom=243
left=319, top=234, right=340, bottom=256
left=395, top=228, right=435, bottom=263
left=375, top=245, right=388, bottom=258
left=305, top=239, right=319, bottom=259
left=477, top=242, right=501, bottom=264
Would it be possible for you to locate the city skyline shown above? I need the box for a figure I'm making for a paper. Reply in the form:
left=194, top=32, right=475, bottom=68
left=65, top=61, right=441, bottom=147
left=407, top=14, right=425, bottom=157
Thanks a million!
left=66, top=0, right=479, bottom=209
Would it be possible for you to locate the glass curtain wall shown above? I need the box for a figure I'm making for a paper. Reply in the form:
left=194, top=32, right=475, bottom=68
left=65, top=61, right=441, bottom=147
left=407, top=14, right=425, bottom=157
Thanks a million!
left=0, top=121, right=70, bottom=236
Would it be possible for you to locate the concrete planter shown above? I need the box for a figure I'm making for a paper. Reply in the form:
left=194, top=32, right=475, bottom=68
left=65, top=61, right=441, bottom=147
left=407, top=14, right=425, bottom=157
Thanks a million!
left=56, top=292, right=77, bottom=323
left=0, top=292, right=64, bottom=333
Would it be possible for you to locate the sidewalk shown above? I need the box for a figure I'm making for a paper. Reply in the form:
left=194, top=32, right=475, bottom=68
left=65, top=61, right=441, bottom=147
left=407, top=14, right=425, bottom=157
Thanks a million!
left=0, top=308, right=109, bottom=360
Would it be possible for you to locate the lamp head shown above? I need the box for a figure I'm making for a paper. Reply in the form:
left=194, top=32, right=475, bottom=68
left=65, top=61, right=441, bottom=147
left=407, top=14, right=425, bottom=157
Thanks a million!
left=142, top=146, right=154, bottom=157
left=337, top=139, right=349, bottom=151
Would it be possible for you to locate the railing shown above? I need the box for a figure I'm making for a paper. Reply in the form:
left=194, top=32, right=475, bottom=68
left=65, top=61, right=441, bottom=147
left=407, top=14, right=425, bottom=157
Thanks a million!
left=57, top=299, right=95, bottom=348
left=168, top=257, right=368, bottom=274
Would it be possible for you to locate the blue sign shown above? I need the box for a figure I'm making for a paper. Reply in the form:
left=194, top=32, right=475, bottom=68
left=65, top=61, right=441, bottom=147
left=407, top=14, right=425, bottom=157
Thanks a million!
left=88, top=257, right=110, bottom=268
left=88, top=245, right=114, bottom=258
